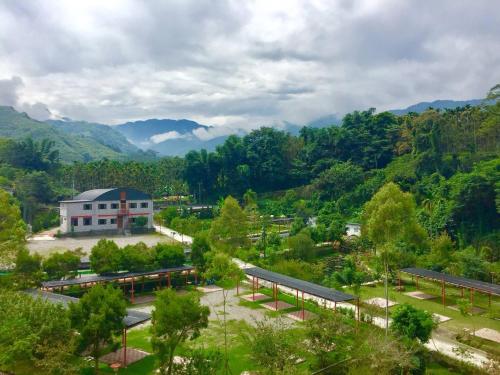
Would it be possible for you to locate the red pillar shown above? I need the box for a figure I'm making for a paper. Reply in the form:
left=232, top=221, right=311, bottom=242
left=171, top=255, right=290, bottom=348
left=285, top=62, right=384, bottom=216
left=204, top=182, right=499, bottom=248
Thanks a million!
left=185, top=271, right=188, bottom=286
left=131, top=278, right=135, bottom=304
left=334, top=301, right=337, bottom=312
left=252, top=276, right=255, bottom=300
left=167, top=272, right=171, bottom=288
left=441, top=278, right=445, bottom=307
left=398, top=272, right=401, bottom=291
left=274, top=283, right=278, bottom=311
left=301, top=291, right=305, bottom=320
left=296, top=289, right=299, bottom=307
left=122, top=328, right=127, bottom=367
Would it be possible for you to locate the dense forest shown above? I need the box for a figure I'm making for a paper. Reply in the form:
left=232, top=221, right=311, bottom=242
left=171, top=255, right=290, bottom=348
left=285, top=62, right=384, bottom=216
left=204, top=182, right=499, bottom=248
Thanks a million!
left=1, top=94, right=497, bottom=248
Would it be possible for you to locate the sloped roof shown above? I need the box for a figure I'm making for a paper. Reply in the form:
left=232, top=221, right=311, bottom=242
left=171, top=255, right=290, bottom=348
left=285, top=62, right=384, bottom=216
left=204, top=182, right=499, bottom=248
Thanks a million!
left=245, top=266, right=356, bottom=302
left=401, top=267, right=500, bottom=296
left=62, top=187, right=152, bottom=202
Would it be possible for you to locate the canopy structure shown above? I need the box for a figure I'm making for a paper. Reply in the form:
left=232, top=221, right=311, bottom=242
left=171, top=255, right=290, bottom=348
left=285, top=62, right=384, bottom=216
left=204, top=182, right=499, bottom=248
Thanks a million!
left=25, top=289, right=151, bottom=328
left=25, top=289, right=150, bottom=367
left=244, top=266, right=358, bottom=320
left=400, top=267, right=500, bottom=307
left=41, top=265, right=196, bottom=304
left=41, top=265, right=194, bottom=289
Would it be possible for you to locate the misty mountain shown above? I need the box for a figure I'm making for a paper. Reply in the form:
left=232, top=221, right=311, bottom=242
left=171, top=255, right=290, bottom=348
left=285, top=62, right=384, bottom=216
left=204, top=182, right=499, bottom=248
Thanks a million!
left=389, top=99, right=487, bottom=115
left=0, top=106, right=152, bottom=162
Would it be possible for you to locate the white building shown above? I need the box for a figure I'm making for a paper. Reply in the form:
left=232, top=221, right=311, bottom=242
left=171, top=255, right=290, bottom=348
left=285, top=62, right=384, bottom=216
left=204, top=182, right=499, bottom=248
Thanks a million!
left=346, top=223, right=361, bottom=237
left=59, top=188, right=153, bottom=234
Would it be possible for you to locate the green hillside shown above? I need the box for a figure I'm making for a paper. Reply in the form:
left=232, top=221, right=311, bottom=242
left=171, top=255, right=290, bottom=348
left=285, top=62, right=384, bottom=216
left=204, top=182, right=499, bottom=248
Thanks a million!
left=0, top=106, right=150, bottom=162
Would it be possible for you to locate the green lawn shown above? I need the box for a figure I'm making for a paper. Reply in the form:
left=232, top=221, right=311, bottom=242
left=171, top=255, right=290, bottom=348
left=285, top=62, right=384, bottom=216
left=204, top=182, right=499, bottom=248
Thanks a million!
left=340, top=276, right=500, bottom=340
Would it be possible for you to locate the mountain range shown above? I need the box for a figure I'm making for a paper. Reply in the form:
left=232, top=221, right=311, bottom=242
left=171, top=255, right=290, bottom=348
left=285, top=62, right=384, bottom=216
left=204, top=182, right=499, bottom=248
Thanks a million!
left=0, top=98, right=489, bottom=161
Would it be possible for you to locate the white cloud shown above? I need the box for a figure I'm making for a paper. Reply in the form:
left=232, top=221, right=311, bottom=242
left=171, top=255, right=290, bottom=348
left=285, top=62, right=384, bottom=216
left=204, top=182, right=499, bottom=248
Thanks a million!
left=0, top=0, right=499, bottom=127
left=150, top=131, right=188, bottom=144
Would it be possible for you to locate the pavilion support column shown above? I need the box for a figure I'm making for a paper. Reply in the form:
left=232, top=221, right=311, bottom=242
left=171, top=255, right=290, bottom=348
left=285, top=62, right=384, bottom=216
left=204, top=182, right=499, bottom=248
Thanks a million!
left=142, top=277, right=145, bottom=293
left=461, top=287, right=464, bottom=298
left=334, top=301, right=337, bottom=312
left=274, top=283, right=278, bottom=311
left=122, top=328, right=127, bottom=367
left=301, top=291, right=305, bottom=320
left=357, top=298, right=360, bottom=322
left=185, top=271, right=188, bottom=286
left=416, top=276, right=419, bottom=289
left=131, top=278, right=135, bottom=304
left=194, top=272, right=198, bottom=286
left=441, top=278, right=445, bottom=307
left=252, top=276, right=255, bottom=300
left=470, top=288, right=474, bottom=305
left=296, top=289, right=299, bottom=307
left=398, top=272, right=401, bottom=291
left=168, top=272, right=171, bottom=288
left=236, top=279, right=239, bottom=295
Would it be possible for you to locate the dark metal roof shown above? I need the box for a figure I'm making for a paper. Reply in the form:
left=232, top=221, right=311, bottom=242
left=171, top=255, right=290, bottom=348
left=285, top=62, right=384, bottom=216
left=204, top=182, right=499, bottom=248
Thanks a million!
left=244, top=266, right=356, bottom=302
left=401, top=267, right=500, bottom=296
left=24, top=290, right=151, bottom=328
left=41, top=265, right=194, bottom=288
left=63, top=188, right=152, bottom=203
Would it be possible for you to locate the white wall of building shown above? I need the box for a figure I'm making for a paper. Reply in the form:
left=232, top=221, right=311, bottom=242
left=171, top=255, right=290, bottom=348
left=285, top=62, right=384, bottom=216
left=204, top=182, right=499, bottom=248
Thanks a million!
left=60, top=199, right=153, bottom=234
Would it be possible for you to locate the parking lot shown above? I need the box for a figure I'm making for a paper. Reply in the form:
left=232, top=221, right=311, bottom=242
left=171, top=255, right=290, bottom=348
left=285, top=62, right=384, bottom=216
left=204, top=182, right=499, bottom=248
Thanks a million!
left=28, top=232, right=176, bottom=257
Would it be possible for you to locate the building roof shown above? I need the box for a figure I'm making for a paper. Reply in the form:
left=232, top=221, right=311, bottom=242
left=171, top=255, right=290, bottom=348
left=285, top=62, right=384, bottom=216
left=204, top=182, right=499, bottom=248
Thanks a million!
left=60, top=187, right=152, bottom=203
left=401, top=267, right=500, bottom=296
left=25, top=289, right=150, bottom=328
left=244, top=266, right=356, bottom=302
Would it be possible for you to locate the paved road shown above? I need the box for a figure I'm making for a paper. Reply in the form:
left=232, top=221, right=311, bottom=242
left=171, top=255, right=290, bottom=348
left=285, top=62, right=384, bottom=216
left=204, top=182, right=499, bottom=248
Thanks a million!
left=154, top=225, right=193, bottom=245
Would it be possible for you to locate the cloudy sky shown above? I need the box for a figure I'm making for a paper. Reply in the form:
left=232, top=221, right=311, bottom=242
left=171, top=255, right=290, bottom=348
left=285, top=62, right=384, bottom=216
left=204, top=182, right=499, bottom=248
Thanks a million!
left=0, top=0, right=499, bottom=130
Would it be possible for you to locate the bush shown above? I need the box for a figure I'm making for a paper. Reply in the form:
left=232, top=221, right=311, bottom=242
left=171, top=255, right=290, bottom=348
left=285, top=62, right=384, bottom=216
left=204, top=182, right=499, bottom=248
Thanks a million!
left=155, top=243, right=185, bottom=268
left=133, top=216, right=148, bottom=228
left=120, top=242, right=154, bottom=272
left=89, top=239, right=121, bottom=274
left=43, top=250, right=80, bottom=279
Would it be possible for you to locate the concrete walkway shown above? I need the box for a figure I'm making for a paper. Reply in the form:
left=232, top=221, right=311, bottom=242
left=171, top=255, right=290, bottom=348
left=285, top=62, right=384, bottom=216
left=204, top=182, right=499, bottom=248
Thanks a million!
left=154, top=225, right=193, bottom=245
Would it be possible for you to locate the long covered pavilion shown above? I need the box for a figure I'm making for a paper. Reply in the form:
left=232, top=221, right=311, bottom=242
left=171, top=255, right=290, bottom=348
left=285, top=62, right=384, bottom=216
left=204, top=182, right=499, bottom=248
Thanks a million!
left=41, top=265, right=196, bottom=303
left=244, top=266, right=358, bottom=320
left=400, top=267, right=500, bottom=308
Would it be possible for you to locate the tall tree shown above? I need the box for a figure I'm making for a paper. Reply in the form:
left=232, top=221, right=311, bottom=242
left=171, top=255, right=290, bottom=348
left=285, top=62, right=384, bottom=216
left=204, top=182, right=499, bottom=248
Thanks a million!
left=151, top=289, right=209, bottom=375
left=210, top=196, right=249, bottom=251
left=362, top=182, right=427, bottom=334
left=0, top=290, right=80, bottom=374
left=0, top=188, right=26, bottom=265
left=69, top=285, right=126, bottom=374
left=204, top=252, right=244, bottom=374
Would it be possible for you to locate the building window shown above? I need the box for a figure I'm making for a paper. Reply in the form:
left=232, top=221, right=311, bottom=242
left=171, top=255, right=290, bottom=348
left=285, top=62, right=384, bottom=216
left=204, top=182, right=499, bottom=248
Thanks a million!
left=111, top=203, right=119, bottom=209
left=98, top=203, right=107, bottom=209
left=71, top=217, right=78, bottom=227
left=129, top=202, right=137, bottom=209
left=130, top=217, right=136, bottom=223
left=110, top=218, right=117, bottom=224
left=83, top=217, right=92, bottom=226
left=140, top=202, right=149, bottom=208
left=98, top=219, right=107, bottom=225
left=83, top=203, right=92, bottom=210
